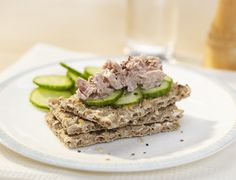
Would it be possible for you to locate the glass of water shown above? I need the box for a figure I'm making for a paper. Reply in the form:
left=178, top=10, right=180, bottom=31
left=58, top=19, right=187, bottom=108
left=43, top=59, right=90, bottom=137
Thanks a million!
left=126, top=0, right=178, bottom=60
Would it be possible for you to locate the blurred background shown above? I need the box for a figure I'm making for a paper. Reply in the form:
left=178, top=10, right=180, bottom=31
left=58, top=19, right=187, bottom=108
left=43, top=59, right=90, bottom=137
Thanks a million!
left=0, top=0, right=218, bottom=70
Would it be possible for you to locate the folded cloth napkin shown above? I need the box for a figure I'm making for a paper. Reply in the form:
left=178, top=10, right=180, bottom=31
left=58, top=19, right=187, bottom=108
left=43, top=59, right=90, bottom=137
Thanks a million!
left=0, top=43, right=236, bottom=180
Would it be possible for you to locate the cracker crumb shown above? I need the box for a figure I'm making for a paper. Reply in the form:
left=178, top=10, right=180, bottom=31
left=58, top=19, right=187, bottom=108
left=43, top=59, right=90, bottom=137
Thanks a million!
left=138, top=137, right=144, bottom=143
left=96, top=147, right=104, bottom=152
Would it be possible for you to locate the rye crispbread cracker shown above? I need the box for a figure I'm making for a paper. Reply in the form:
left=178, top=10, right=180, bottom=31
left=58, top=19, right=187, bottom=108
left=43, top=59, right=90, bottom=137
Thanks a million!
left=54, top=84, right=190, bottom=129
left=50, top=102, right=183, bottom=135
left=45, top=112, right=180, bottom=148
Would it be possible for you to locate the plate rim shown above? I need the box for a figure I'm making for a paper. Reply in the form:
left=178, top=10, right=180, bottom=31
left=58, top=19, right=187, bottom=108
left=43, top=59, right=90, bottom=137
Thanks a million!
left=0, top=57, right=236, bottom=172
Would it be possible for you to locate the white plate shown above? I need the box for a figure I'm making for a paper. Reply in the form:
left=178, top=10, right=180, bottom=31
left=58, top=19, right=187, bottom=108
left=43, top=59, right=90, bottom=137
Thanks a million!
left=0, top=57, right=236, bottom=172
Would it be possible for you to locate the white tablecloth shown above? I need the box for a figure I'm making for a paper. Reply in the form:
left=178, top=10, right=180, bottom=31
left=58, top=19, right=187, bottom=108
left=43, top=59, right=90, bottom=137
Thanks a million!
left=0, top=43, right=236, bottom=180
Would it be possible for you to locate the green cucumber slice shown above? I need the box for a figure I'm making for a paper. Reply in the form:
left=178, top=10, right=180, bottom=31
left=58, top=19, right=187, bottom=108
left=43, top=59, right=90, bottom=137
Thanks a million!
left=84, top=66, right=102, bottom=77
left=66, top=71, right=79, bottom=94
left=142, top=79, right=172, bottom=99
left=164, top=76, right=173, bottom=83
left=114, top=88, right=143, bottom=107
left=70, top=86, right=78, bottom=94
left=33, top=75, right=73, bottom=90
left=60, top=62, right=87, bottom=79
left=83, top=71, right=90, bottom=79
left=84, top=89, right=123, bottom=107
left=66, top=70, right=79, bottom=82
left=30, top=88, right=72, bottom=109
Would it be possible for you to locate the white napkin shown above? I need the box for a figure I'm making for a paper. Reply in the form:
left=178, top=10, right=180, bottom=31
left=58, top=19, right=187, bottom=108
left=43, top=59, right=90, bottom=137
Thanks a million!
left=0, top=43, right=236, bottom=180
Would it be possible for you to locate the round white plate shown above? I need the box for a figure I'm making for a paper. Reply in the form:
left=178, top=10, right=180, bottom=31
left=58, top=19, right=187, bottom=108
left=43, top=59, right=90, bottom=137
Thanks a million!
left=0, top=57, right=236, bottom=172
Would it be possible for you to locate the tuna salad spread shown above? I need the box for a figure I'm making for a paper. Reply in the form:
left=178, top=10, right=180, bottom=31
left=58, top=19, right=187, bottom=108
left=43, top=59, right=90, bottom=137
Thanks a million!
left=77, top=56, right=165, bottom=100
left=31, top=56, right=191, bottom=148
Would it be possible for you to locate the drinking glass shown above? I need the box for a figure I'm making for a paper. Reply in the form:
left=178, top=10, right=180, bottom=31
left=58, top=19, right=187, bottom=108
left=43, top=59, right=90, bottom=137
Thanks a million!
left=126, top=0, right=178, bottom=60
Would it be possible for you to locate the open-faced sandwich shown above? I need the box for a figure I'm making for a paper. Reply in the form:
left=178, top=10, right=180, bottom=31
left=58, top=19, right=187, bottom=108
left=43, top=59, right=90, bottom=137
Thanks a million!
left=31, top=56, right=191, bottom=148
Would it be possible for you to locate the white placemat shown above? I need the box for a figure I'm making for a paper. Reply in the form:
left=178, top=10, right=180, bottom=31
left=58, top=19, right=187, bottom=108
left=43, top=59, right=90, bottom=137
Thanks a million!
left=0, top=43, right=236, bottom=180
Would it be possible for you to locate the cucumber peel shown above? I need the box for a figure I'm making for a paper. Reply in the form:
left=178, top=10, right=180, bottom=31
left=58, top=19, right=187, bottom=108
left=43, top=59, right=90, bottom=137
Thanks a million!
left=30, top=88, right=72, bottom=110
left=33, top=75, right=73, bottom=91
left=84, top=89, right=123, bottom=107
left=67, top=70, right=79, bottom=82
left=60, top=62, right=87, bottom=79
left=66, top=71, right=79, bottom=94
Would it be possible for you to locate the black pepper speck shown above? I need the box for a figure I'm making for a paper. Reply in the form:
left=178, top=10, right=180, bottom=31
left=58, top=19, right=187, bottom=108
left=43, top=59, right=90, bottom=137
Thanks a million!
left=143, top=152, right=146, bottom=154
left=180, top=139, right=184, bottom=142
left=131, top=153, right=135, bottom=156
left=77, top=150, right=81, bottom=153
left=146, top=143, right=149, bottom=146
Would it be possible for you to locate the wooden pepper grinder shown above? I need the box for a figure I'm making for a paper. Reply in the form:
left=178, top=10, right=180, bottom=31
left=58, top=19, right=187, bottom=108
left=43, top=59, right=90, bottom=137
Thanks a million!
left=205, top=0, right=236, bottom=70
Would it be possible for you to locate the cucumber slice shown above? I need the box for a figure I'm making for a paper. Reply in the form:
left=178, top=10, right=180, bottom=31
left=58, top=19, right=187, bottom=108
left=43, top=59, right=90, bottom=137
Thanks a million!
left=142, top=79, right=172, bottom=99
left=30, top=88, right=72, bottom=109
left=60, top=62, right=87, bottom=79
left=114, top=88, right=143, bottom=107
left=66, top=70, right=79, bottom=82
left=164, top=76, right=173, bottom=83
left=83, top=71, right=90, bottom=79
left=84, top=89, right=123, bottom=107
left=66, top=71, right=78, bottom=94
left=70, top=86, right=78, bottom=94
left=84, top=66, right=102, bottom=77
left=33, top=75, right=73, bottom=90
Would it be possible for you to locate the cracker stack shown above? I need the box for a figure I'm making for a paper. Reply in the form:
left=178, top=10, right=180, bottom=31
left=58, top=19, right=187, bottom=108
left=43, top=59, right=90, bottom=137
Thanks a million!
left=46, top=83, right=190, bottom=148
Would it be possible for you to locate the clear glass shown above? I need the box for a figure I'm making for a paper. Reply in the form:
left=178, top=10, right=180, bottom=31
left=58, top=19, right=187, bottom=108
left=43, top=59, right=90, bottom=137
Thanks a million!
left=126, top=0, right=178, bottom=60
